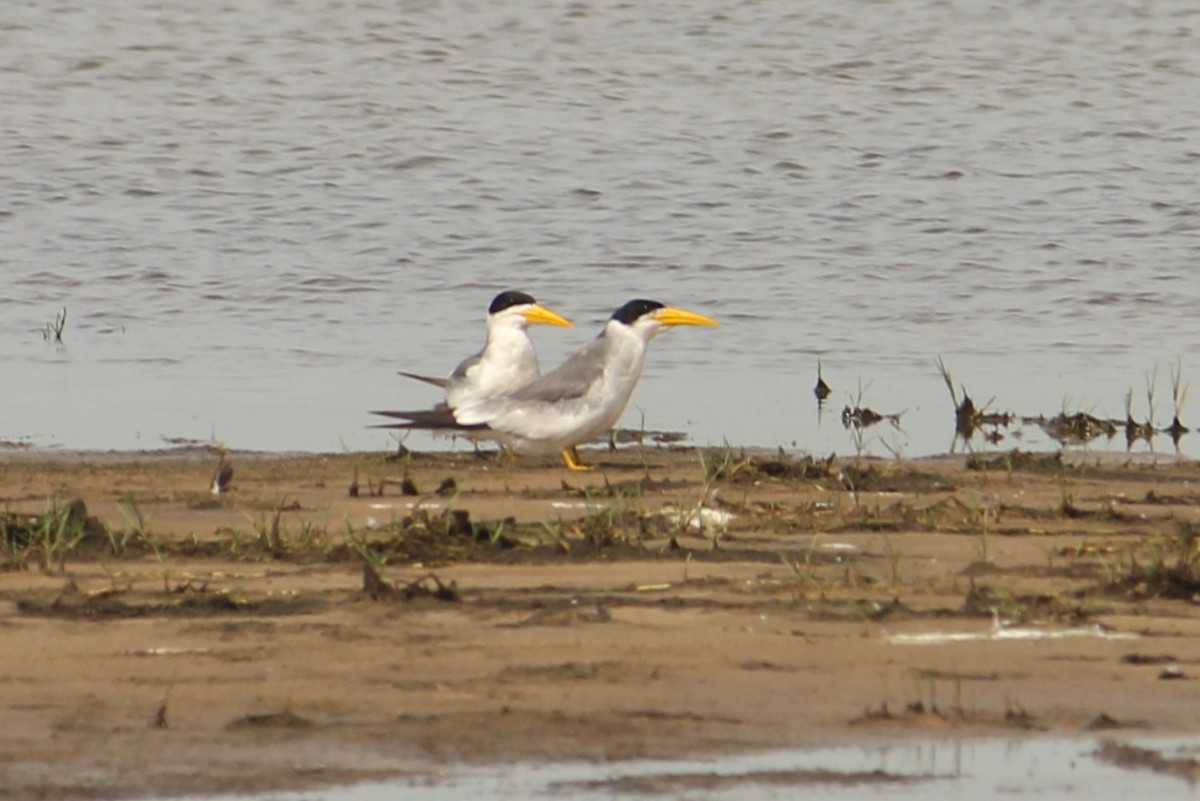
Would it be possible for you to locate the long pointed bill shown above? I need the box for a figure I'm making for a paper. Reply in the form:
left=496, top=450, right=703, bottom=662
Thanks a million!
left=653, top=307, right=719, bottom=327
left=522, top=305, right=573, bottom=327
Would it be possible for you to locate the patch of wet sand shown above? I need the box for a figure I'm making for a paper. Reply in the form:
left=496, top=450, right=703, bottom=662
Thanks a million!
left=3, top=446, right=1200, bottom=799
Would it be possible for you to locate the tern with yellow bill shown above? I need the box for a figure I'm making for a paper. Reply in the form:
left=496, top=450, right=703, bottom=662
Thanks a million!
left=373, top=299, right=718, bottom=470
left=398, top=290, right=572, bottom=410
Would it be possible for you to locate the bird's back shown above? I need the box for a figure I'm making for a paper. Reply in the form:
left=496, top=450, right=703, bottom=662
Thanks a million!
left=456, top=329, right=645, bottom=445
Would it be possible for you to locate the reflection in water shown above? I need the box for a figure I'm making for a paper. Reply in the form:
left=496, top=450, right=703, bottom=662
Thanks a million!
left=921, top=359, right=1192, bottom=457
left=188, top=738, right=1200, bottom=800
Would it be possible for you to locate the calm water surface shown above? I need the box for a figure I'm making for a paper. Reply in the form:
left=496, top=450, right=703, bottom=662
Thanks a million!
left=3, top=0, right=1199, bottom=456
left=185, top=737, right=1200, bottom=800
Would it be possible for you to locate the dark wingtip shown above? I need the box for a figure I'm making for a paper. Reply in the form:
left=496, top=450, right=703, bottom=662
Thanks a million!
left=397, top=370, right=449, bottom=388
left=370, top=409, right=434, bottom=419
left=368, top=407, right=486, bottom=432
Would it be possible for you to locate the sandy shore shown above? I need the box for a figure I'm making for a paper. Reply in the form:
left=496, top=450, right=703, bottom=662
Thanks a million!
left=3, top=443, right=1200, bottom=798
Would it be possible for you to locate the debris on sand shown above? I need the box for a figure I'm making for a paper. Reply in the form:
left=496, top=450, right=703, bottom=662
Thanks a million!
left=225, top=711, right=315, bottom=731
left=966, top=450, right=1066, bottom=473
left=210, top=451, right=233, bottom=495
left=361, top=561, right=460, bottom=603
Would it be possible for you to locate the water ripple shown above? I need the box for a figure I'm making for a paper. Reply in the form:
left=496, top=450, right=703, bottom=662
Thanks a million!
left=1, top=0, right=1197, bottom=454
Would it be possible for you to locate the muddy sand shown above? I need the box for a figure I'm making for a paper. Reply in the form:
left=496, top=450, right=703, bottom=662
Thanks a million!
left=4, top=443, right=1200, bottom=798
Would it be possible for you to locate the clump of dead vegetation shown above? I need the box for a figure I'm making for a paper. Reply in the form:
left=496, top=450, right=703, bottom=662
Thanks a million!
left=2, top=499, right=113, bottom=572
left=700, top=447, right=835, bottom=483
left=965, top=450, right=1069, bottom=474
left=936, top=358, right=1016, bottom=447
left=1102, top=520, right=1200, bottom=600
left=8, top=438, right=1200, bottom=631
left=0, top=497, right=527, bottom=574
left=360, top=562, right=460, bottom=602
left=935, top=358, right=1192, bottom=452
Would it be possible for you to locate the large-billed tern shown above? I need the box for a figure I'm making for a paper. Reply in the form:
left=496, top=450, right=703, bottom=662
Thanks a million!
left=398, top=290, right=572, bottom=410
left=373, top=299, right=718, bottom=470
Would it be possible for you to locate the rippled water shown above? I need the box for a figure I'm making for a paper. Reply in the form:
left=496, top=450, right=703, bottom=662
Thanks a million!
left=4, top=0, right=1199, bottom=455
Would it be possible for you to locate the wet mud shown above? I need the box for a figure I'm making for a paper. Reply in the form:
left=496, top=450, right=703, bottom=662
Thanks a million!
left=4, top=445, right=1200, bottom=798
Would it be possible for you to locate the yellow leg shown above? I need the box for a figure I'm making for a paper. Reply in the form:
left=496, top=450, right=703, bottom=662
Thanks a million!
left=561, top=446, right=594, bottom=472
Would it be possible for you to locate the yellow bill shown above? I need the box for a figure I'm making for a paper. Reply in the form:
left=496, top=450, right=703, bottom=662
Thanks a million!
left=521, top=305, right=573, bottom=327
left=653, top=307, right=719, bottom=327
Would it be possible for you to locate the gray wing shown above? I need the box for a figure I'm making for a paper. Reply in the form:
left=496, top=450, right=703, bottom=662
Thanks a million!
left=448, top=351, right=483, bottom=383
left=506, top=336, right=609, bottom=404
left=398, top=370, right=449, bottom=389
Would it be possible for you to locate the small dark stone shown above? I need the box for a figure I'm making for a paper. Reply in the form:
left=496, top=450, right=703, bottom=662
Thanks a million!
left=446, top=509, right=472, bottom=536
left=1086, top=713, right=1123, bottom=730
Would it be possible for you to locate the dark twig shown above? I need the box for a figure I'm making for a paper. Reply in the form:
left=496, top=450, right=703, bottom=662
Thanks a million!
left=43, top=307, right=67, bottom=344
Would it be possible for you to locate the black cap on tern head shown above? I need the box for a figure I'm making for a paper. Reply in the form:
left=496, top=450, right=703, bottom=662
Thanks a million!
left=611, top=299, right=666, bottom=326
left=489, top=290, right=538, bottom=315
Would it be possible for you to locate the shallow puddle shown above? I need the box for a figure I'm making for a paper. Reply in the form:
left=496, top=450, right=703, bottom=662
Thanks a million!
left=190, top=737, right=1200, bottom=800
